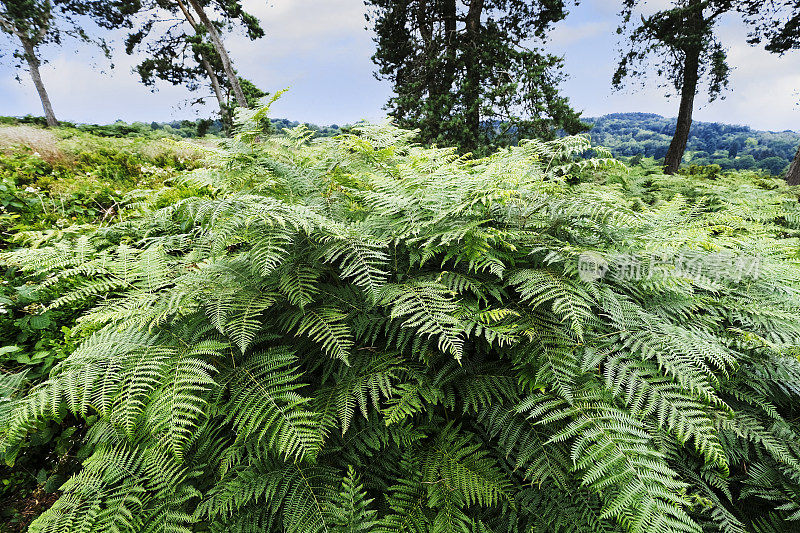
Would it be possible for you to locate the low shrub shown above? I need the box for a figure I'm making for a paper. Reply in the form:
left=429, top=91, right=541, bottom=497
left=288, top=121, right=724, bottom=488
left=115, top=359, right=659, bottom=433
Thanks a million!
left=1, top=107, right=799, bottom=532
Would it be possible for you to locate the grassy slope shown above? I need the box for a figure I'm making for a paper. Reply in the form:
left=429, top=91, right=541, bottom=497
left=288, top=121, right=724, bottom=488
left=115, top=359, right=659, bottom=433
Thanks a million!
left=0, top=124, right=212, bottom=241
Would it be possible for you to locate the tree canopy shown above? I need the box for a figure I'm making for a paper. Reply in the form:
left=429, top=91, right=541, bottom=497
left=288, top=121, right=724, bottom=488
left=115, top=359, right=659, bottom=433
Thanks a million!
left=366, top=0, right=588, bottom=155
left=124, top=0, right=264, bottom=121
left=0, top=0, right=137, bottom=126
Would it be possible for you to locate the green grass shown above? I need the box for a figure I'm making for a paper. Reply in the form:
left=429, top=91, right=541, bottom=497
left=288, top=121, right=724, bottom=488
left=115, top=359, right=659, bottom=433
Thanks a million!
left=0, top=124, right=212, bottom=240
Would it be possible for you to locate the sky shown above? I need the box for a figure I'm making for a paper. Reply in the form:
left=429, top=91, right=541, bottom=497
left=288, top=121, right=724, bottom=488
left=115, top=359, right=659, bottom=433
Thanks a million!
left=0, top=0, right=798, bottom=132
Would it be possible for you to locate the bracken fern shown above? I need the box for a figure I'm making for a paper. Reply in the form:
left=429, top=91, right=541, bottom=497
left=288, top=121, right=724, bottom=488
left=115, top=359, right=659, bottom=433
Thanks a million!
left=2, top=103, right=800, bottom=532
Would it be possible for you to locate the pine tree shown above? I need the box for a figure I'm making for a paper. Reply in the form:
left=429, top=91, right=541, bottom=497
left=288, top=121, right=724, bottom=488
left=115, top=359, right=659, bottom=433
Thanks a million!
left=365, top=0, right=588, bottom=156
left=0, top=0, right=137, bottom=126
left=125, top=0, right=264, bottom=118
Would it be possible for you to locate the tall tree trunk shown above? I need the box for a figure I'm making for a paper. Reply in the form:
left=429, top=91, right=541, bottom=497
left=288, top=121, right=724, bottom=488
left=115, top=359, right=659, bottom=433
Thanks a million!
left=442, top=0, right=457, bottom=85
left=201, top=57, right=227, bottom=111
left=185, top=0, right=248, bottom=108
left=20, top=37, right=57, bottom=127
left=417, top=0, right=456, bottom=144
left=464, top=0, right=484, bottom=153
left=439, top=0, right=457, bottom=96
left=175, top=0, right=227, bottom=113
left=664, top=2, right=703, bottom=175
left=417, top=0, right=432, bottom=45
left=663, top=46, right=700, bottom=174
left=787, top=144, right=800, bottom=185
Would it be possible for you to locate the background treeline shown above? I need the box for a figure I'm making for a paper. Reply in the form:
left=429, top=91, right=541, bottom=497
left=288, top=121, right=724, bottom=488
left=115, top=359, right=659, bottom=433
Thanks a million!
left=586, top=113, right=800, bottom=175
left=0, top=115, right=344, bottom=140
left=6, top=112, right=797, bottom=176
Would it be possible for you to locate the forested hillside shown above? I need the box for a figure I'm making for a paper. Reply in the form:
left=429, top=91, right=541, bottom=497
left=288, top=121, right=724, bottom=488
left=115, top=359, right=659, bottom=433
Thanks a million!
left=586, top=113, right=800, bottom=175
left=0, top=115, right=343, bottom=140
left=7, top=112, right=796, bottom=177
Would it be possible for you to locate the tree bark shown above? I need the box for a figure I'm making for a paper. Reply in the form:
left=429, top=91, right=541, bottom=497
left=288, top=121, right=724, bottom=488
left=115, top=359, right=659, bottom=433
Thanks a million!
left=786, top=143, right=800, bottom=185
left=20, top=36, right=57, bottom=127
left=664, top=2, right=704, bottom=175
left=663, top=47, right=700, bottom=174
left=175, top=0, right=227, bottom=112
left=416, top=0, right=432, bottom=45
left=442, top=0, right=457, bottom=79
left=200, top=56, right=227, bottom=111
left=185, top=0, right=248, bottom=108
left=463, top=0, right=484, bottom=152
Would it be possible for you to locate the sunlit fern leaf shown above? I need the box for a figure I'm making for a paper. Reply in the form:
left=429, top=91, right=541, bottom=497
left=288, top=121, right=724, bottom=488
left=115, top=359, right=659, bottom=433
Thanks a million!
left=278, top=260, right=321, bottom=310
left=382, top=382, right=426, bottom=426
left=508, top=269, right=595, bottom=341
left=318, top=229, right=389, bottom=302
left=247, top=227, right=294, bottom=277
left=1, top=325, right=160, bottom=451
left=148, top=348, right=217, bottom=461
left=314, top=350, right=406, bottom=434
left=221, top=347, right=323, bottom=461
left=272, top=307, right=351, bottom=365
left=381, top=280, right=465, bottom=359
left=111, top=345, right=175, bottom=439
left=224, top=292, right=276, bottom=354
left=603, top=354, right=728, bottom=471
left=523, top=393, right=702, bottom=533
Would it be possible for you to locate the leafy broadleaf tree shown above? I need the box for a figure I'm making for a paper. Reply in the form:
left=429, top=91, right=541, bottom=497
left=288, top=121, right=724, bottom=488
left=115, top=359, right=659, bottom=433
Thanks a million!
left=125, top=0, right=264, bottom=122
left=613, top=0, right=738, bottom=174
left=742, top=0, right=800, bottom=184
left=3, top=104, right=800, bottom=532
left=0, top=0, right=136, bottom=126
left=365, top=0, right=588, bottom=156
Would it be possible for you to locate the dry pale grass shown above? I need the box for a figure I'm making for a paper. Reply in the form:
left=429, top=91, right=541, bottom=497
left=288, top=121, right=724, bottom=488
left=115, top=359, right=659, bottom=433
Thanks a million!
left=0, top=125, right=67, bottom=164
left=55, top=132, right=209, bottom=163
left=0, top=124, right=210, bottom=167
left=135, top=137, right=211, bottom=162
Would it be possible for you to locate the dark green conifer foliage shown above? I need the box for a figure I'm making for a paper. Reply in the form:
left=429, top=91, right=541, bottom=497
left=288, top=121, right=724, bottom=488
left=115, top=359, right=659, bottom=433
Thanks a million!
left=124, top=0, right=265, bottom=127
left=365, top=0, right=588, bottom=156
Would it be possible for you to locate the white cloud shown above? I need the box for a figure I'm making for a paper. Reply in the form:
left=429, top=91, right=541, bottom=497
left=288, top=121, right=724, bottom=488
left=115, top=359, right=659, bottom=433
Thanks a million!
left=549, top=21, right=611, bottom=48
left=0, top=50, right=217, bottom=123
left=226, top=0, right=391, bottom=124
left=0, top=0, right=796, bottom=132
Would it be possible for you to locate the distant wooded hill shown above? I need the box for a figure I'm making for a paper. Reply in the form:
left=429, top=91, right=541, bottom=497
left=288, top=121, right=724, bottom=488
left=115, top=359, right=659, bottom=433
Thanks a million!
left=584, top=112, right=800, bottom=175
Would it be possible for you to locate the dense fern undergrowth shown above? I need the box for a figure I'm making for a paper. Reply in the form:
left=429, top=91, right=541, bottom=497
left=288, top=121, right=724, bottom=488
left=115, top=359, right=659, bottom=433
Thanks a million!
left=2, top=104, right=800, bottom=533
